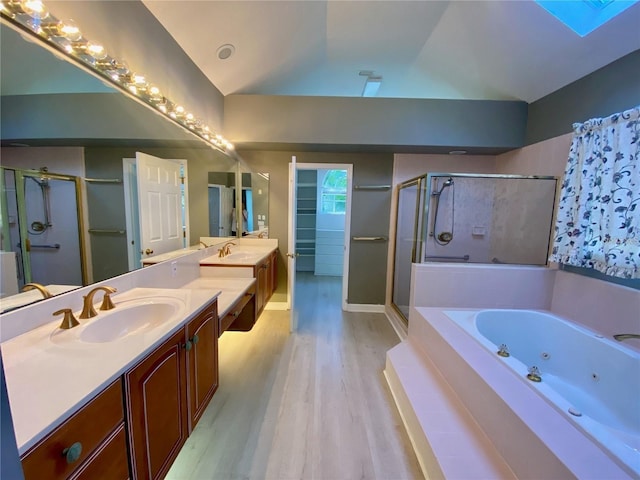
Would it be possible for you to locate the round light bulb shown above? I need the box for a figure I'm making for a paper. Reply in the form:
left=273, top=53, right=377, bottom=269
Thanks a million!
left=59, top=20, right=81, bottom=41
left=86, top=43, right=107, bottom=60
left=22, top=0, right=48, bottom=18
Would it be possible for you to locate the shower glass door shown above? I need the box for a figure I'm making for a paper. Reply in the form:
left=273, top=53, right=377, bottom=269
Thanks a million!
left=1, top=168, right=85, bottom=291
left=392, top=176, right=427, bottom=322
left=423, top=173, right=557, bottom=265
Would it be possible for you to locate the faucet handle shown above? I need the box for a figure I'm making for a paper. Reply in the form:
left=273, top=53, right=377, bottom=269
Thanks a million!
left=100, top=291, right=116, bottom=311
left=53, top=308, right=80, bottom=330
left=80, top=295, right=98, bottom=319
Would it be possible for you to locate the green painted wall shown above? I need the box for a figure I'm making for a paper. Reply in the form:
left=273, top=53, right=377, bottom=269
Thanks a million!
left=526, top=49, right=640, bottom=145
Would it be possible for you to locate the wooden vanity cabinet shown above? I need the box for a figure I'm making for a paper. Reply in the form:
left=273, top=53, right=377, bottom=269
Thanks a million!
left=125, top=299, right=218, bottom=480
left=21, top=379, right=128, bottom=480
left=255, top=250, right=277, bottom=316
left=125, top=327, right=187, bottom=480
left=270, top=249, right=278, bottom=295
left=186, top=301, right=219, bottom=431
left=255, top=258, right=269, bottom=316
left=224, top=283, right=257, bottom=333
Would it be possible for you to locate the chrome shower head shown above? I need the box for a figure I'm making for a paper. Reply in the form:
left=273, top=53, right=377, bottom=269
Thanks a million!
left=432, top=177, right=454, bottom=196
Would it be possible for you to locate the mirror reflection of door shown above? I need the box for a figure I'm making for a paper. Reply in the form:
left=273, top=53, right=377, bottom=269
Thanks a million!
left=123, top=153, right=189, bottom=268
left=208, top=185, right=221, bottom=237
left=1, top=168, right=84, bottom=294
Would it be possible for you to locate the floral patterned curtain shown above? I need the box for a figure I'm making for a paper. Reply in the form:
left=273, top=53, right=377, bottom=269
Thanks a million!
left=550, top=105, right=640, bottom=279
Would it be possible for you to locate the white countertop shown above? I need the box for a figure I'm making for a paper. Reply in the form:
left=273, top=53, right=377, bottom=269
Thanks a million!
left=181, top=277, right=255, bottom=318
left=141, top=245, right=203, bottom=265
left=1, top=286, right=219, bottom=454
left=200, top=245, right=276, bottom=266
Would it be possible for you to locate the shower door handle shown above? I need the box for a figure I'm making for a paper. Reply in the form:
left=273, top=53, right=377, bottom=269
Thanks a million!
left=25, top=238, right=31, bottom=252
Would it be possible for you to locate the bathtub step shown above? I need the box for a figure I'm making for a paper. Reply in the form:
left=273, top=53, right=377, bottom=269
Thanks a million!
left=384, top=341, right=516, bottom=480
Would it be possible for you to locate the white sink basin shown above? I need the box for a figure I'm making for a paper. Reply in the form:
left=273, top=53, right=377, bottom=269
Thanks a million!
left=50, top=296, right=185, bottom=345
left=223, top=252, right=262, bottom=261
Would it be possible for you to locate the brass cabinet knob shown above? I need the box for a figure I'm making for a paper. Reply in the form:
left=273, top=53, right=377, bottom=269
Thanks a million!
left=145, top=248, right=154, bottom=255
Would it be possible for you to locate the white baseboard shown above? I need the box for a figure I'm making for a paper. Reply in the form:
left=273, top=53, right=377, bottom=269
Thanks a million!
left=344, top=303, right=385, bottom=313
left=384, top=305, right=408, bottom=341
left=265, top=301, right=288, bottom=311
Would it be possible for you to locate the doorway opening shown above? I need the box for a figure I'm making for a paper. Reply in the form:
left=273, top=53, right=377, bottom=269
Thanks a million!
left=288, top=161, right=353, bottom=331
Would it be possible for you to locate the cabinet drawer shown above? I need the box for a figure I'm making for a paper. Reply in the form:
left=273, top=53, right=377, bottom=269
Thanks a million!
left=21, top=379, right=125, bottom=480
left=220, top=285, right=255, bottom=334
left=70, top=424, right=129, bottom=480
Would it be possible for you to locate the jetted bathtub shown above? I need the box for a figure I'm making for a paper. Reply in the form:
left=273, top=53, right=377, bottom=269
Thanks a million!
left=443, top=309, right=640, bottom=477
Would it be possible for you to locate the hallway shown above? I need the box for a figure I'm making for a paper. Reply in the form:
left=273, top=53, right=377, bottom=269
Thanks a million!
left=167, top=274, right=422, bottom=479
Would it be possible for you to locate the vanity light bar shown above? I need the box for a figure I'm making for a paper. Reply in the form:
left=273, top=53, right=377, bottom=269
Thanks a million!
left=0, top=0, right=235, bottom=155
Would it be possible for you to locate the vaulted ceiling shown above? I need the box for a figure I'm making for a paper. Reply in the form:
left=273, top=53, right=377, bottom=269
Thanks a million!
left=142, top=0, right=640, bottom=103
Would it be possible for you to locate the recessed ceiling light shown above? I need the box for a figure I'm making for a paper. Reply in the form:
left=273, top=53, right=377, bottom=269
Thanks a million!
left=449, top=150, right=467, bottom=155
left=216, top=44, right=235, bottom=60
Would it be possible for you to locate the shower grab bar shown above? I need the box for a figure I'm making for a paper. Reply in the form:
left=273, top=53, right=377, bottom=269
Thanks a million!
left=354, top=185, right=391, bottom=191
left=424, top=254, right=470, bottom=261
left=352, top=236, right=388, bottom=241
left=30, top=243, right=60, bottom=249
left=84, top=178, right=122, bottom=184
left=88, top=228, right=126, bottom=234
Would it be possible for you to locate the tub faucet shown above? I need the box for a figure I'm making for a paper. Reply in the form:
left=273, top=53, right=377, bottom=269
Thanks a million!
left=613, top=333, right=640, bottom=342
left=80, top=286, right=117, bottom=319
left=22, top=283, right=52, bottom=299
left=218, top=241, right=236, bottom=258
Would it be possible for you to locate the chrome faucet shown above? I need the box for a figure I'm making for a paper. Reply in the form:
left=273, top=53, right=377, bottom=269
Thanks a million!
left=613, top=333, right=640, bottom=342
left=80, top=286, right=117, bottom=319
left=22, top=283, right=52, bottom=299
left=218, top=241, right=236, bottom=258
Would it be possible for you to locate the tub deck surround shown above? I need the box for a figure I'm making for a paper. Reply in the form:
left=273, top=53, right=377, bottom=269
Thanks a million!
left=445, top=308, right=640, bottom=476
left=384, top=341, right=517, bottom=480
left=393, top=306, right=634, bottom=479
left=1, top=286, right=220, bottom=454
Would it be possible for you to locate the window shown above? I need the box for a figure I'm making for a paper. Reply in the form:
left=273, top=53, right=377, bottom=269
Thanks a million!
left=320, top=170, right=347, bottom=214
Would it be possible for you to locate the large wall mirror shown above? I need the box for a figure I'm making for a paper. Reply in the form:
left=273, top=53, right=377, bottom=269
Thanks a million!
left=0, top=21, right=268, bottom=312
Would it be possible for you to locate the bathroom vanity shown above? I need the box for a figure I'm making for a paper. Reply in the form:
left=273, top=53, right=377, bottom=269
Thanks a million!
left=0, top=239, right=279, bottom=480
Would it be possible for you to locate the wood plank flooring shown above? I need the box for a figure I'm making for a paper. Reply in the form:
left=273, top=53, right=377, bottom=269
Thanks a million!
left=167, top=273, right=422, bottom=479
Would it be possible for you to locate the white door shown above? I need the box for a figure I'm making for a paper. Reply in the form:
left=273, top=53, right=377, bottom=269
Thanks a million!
left=287, top=155, right=298, bottom=332
left=136, top=152, right=184, bottom=259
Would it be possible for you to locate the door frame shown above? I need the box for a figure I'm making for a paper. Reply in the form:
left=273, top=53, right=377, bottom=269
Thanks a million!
left=289, top=161, right=353, bottom=314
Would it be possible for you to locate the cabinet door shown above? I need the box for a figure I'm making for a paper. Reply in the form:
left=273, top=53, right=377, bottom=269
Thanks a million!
left=70, top=425, right=130, bottom=480
left=125, top=329, right=188, bottom=480
left=270, top=250, right=278, bottom=295
left=187, top=301, right=219, bottom=431
left=255, top=259, right=268, bottom=315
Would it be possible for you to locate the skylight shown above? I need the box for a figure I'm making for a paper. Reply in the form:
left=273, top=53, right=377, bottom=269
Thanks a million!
left=535, top=0, right=639, bottom=36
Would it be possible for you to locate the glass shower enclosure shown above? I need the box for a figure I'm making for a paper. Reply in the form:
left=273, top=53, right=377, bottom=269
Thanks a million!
left=1, top=167, right=86, bottom=296
left=392, top=173, right=557, bottom=322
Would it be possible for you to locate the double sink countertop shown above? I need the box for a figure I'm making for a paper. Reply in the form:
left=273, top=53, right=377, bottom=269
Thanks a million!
left=0, top=244, right=278, bottom=454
